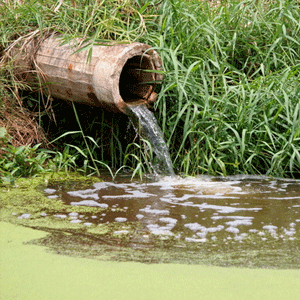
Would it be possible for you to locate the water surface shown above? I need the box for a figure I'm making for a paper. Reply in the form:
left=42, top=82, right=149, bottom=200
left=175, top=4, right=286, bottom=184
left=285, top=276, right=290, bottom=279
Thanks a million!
left=39, top=174, right=300, bottom=268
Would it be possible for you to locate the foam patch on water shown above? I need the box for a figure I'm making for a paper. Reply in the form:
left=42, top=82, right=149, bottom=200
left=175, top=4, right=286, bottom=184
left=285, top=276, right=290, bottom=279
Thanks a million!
left=113, top=230, right=129, bottom=235
left=68, top=189, right=99, bottom=200
left=54, top=214, right=67, bottom=218
left=115, top=217, right=127, bottom=222
left=69, top=212, right=78, bottom=217
left=136, top=214, right=144, bottom=220
left=226, top=227, right=240, bottom=234
left=44, top=188, right=56, bottom=194
left=225, top=219, right=253, bottom=227
left=185, top=237, right=207, bottom=243
left=70, top=219, right=82, bottom=224
left=146, top=224, right=173, bottom=235
left=18, top=213, right=31, bottom=219
left=184, top=223, right=204, bottom=232
left=201, top=225, right=225, bottom=233
left=70, top=200, right=108, bottom=208
left=139, top=206, right=169, bottom=215
left=159, top=217, right=177, bottom=225
left=263, top=225, right=277, bottom=231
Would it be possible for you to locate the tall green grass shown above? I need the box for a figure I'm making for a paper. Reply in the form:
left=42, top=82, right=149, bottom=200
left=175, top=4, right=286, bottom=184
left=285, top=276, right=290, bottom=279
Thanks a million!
left=145, top=0, right=300, bottom=177
left=1, top=0, right=300, bottom=178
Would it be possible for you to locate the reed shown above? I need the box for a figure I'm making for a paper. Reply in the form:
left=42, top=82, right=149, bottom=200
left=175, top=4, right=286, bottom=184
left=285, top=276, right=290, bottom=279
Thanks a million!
left=146, top=0, right=300, bottom=177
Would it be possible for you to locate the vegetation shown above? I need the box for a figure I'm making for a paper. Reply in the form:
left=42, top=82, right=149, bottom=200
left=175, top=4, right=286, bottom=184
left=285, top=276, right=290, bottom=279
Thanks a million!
left=1, top=0, right=300, bottom=180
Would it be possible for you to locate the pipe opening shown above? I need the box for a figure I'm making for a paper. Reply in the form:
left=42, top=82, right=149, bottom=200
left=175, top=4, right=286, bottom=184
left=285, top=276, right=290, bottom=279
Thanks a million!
left=119, top=55, right=156, bottom=103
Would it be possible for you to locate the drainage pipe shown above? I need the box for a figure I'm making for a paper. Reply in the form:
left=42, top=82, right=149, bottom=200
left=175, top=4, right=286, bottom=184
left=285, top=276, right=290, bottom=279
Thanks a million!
left=20, top=36, right=163, bottom=113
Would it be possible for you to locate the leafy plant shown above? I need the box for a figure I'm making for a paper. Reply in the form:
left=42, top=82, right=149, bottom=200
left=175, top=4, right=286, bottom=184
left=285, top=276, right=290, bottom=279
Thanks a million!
left=0, top=127, right=50, bottom=184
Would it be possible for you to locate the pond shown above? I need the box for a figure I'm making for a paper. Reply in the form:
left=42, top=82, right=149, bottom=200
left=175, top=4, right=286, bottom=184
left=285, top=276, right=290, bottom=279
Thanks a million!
left=5, top=173, right=299, bottom=268
left=1, top=173, right=300, bottom=299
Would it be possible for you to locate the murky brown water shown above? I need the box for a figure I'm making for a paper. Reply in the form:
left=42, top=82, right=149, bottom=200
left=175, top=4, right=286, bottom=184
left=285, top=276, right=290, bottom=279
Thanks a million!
left=45, top=175, right=300, bottom=249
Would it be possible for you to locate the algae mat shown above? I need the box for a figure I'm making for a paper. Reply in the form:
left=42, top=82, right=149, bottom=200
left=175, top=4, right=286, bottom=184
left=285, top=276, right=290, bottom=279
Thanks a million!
left=1, top=221, right=300, bottom=300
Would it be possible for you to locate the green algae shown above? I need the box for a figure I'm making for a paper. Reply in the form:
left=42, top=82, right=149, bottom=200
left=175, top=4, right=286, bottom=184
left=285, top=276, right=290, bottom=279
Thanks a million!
left=1, top=221, right=300, bottom=300
left=0, top=172, right=104, bottom=223
left=0, top=173, right=121, bottom=239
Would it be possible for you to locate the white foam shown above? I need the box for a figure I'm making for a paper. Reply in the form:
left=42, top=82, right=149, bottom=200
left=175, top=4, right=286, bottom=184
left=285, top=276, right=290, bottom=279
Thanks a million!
left=44, top=188, right=56, bottom=194
left=226, top=219, right=253, bottom=227
left=93, top=182, right=109, bottom=189
left=70, top=200, right=108, bottom=208
left=18, top=213, right=31, bottom=219
left=159, top=217, right=177, bottom=224
left=113, top=230, right=129, bottom=234
left=115, top=217, right=127, bottom=222
left=201, top=225, right=224, bottom=233
left=270, top=196, right=300, bottom=200
left=69, top=212, right=78, bottom=217
left=226, top=227, right=240, bottom=234
left=262, top=225, right=277, bottom=231
left=196, top=232, right=207, bottom=238
left=68, top=189, right=99, bottom=200
left=136, top=214, right=144, bottom=220
left=139, top=207, right=169, bottom=215
left=146, top=224, right=173, bottom=235
left=185, top=237, right=207, bottom=243
left=150, top=229, right=172, bottom=235
left=54, top=214, right=67, bottom=218
left=70, top=219, right=82, bottom=223
left=184, top=223, right=204, bottom=232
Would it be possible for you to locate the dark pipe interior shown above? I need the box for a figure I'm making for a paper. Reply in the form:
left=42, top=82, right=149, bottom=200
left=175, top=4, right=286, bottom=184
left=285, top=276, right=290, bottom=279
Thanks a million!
left=119, top=55, right=155, bottom=103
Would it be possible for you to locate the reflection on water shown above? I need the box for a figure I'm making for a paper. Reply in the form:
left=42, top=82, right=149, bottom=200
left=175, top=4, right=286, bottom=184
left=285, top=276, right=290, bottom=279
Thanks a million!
left=46, top=175, right=300, bottom=245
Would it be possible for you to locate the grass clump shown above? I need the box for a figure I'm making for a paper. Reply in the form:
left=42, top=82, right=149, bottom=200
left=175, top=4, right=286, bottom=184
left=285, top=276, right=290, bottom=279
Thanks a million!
left=1, top=0, right=300, bottom=178
left=148, top=0, right=300, bottom=177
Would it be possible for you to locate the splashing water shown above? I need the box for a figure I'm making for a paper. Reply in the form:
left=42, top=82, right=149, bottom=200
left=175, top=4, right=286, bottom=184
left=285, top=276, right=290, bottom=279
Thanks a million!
left=126, top=104, right=175, bottom=176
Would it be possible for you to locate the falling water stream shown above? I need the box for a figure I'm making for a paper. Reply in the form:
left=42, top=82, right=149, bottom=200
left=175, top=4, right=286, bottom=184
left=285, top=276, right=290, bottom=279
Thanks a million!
left=126, top=104, right=175, bottom=176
